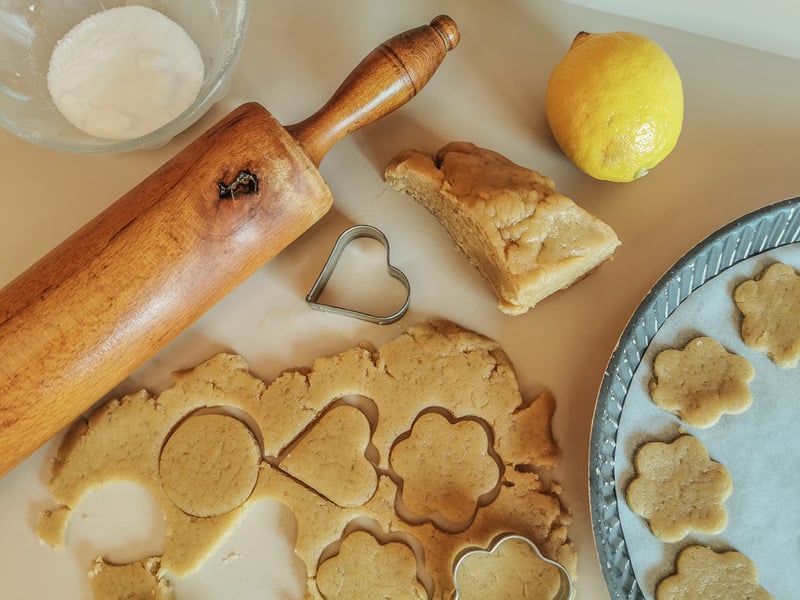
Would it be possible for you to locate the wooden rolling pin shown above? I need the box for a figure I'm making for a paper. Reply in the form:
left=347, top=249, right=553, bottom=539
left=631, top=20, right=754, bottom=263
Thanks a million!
left=0, top=16, right=459, bottom=477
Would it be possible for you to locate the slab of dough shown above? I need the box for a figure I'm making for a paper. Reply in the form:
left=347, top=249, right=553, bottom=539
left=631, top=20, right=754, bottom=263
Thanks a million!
left=385, top=141, right=620, bottom=314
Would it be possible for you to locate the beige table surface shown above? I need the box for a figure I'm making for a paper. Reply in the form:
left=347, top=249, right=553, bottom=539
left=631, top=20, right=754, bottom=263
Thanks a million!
left=1, top=1, right=799, bottom=598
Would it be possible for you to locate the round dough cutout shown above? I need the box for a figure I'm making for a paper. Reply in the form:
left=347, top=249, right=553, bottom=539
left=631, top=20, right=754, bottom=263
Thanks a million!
left=159, top=413, right=261, bottom=517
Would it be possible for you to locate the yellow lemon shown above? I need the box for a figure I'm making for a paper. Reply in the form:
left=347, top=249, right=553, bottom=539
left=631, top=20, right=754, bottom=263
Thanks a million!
left=545, top=31, right=683, bottom=182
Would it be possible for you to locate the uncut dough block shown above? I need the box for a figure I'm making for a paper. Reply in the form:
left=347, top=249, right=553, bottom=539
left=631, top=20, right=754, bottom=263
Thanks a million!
left=385, top=141, right=620, bottom=314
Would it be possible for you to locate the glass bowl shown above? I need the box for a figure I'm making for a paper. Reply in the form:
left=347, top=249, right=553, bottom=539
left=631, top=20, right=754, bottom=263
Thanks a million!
left=0, top=0, right=250, bottom=153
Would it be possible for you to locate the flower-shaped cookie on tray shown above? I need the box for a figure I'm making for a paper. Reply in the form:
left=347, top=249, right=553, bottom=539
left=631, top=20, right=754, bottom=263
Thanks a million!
left=655, top=545, right=772, bottom=600
left=734, top=262, right=800, bottom=368
left=649, top=336, right=754, bottom=428
left=626, top=435, right=732, bottom=543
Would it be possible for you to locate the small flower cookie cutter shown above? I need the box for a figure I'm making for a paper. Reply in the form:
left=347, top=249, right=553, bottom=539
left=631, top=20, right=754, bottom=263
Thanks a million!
left=451, top=533, right=575, bottom=600
left=306, top=224, right=411, bottom=325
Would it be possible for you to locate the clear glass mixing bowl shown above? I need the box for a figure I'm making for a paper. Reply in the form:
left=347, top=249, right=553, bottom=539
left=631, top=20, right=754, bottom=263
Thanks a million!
left=0, top=0, right=250, bottom=152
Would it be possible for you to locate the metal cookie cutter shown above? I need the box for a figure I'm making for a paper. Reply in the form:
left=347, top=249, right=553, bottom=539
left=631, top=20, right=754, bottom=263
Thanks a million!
left=452, top=533, right=575, bottom=600
left=306, top=224, right=411, bottom=325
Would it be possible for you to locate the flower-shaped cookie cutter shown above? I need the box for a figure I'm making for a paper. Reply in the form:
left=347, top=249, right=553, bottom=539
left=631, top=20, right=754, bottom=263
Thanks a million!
left=306, top=224, right=411, bottom=325
left=451, top=533, right=574, bottom=600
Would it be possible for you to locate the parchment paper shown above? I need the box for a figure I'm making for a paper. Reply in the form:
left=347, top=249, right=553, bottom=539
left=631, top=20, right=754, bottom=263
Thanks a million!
left=614, top=244, right=800, bottom=599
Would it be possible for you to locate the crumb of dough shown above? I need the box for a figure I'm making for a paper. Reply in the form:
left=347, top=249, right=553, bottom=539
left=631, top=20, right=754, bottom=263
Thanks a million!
left=88, top=556, right=174, bottom=600
left=385, top=142, right=620, bottom=314
left=649, top=336, right=754, bottom=427
left=734, top=261, right=800, bottom=368
left=655, top=545, right=773, bottom=600
left=626, top=435, right=732, bottom=542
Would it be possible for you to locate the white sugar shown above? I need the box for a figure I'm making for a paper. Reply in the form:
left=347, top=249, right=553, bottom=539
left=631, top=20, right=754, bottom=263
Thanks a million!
left=47, top=5, right=205, bottom=141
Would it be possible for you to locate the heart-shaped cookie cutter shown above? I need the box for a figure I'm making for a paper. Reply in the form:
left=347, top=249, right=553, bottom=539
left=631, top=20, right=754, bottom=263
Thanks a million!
left=451, top=533, right=574, bottom=600
left=306, top=224, right=411, bottom=325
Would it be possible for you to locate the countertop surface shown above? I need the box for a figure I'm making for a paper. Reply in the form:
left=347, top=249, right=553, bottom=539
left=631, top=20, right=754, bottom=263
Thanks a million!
left=2, top=1, right=799, bottom=598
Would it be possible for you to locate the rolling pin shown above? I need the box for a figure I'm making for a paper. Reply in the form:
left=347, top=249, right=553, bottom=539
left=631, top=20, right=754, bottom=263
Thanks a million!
left=0, top=16, right=459, bottom=477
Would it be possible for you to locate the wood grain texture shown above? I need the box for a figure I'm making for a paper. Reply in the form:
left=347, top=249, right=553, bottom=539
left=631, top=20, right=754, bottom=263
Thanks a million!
left=0, top=16, right=458, bottom=477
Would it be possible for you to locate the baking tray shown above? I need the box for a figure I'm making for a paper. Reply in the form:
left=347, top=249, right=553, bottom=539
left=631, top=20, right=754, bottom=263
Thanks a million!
left=589, top=196, right=800, bottom=599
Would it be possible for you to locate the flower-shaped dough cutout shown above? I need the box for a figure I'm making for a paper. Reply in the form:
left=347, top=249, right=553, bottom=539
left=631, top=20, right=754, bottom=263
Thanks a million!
left=734, top=262, right=800, bottom=368
left=159, top=413, right=261, bottom=517
left=655, top=545, right=773, bottom=600
left=390, top=411, right=502, bottom=530
left=626, top=435, right=732, bottom=542
left=649, top=336, right=754, bottom=427
left=315, top=529, right=426, bottom=599
left=452, top=535, right=570, bottom=600
left=279, top=404, right=378, bottom=508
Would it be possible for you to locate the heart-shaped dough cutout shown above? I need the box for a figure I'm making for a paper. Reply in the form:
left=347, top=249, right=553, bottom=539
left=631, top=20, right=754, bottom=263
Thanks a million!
left=306, top=225, right=410, bottom=325
left=279, top=404, right=378, bottom=508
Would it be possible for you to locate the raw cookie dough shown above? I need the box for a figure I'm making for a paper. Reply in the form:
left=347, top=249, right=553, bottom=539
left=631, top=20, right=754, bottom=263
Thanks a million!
left=649, top=336, right=755, bottom=427
left=385, top=141, right=620, bottom=314
left=734, top=261, right=800, bottom=368
left=39, top=320, right=574, bottom=600
left=159, top=413, right=261, bottom=517
left=37, top=355, right=273, bottom=576
left=315, top=530, right=426, bottom=599
left=626, top=435, right=732, bottom=542
left=390, top=411, right=502, bottom=530
left=279, top=404, right=378, bottom=508
left=655, top=545, right=773, bottom=600
left=453, top=536, right=563, bottom=600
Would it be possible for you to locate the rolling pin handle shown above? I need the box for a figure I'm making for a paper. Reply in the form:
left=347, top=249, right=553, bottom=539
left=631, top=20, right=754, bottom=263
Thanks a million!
left=286, top=15, right=459, bottom=166
left=430, top=15, right=460, bottom=51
